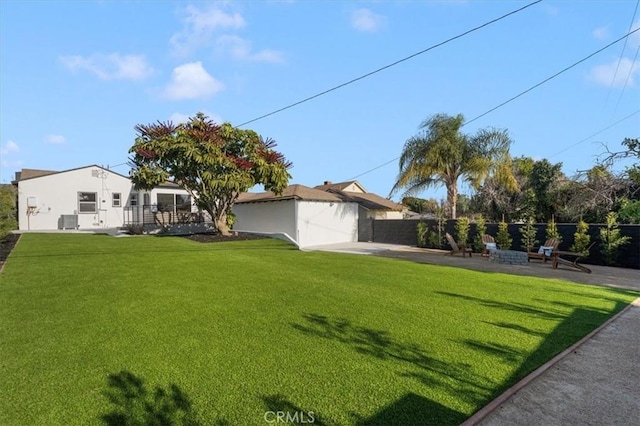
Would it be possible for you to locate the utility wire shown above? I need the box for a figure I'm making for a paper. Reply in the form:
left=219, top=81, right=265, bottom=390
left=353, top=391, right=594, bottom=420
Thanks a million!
left=612, top=39, right=640, bottom=115
left=548, top=109, right=640, bottom=159
left=604, top=0, right=639, bottom=110
left=348, top=26, right=640, bottom=181
left=235, top=0, right=542, bottom=128
left=464, top=26, right=640, bottom=126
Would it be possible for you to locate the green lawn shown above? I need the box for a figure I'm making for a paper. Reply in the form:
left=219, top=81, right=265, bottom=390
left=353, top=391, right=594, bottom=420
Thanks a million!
left=1, top=234, right=637, bottom=425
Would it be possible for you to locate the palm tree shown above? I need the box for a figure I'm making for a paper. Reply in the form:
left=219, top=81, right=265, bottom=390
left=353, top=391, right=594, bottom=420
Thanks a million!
left=390, top=113, right=517, bottom=219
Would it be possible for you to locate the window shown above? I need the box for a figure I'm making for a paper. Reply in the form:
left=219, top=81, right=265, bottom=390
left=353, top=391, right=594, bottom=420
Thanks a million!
left=143, top=193, right=150, bottom=206
left=112, top=193, right=122, bottom=207
left=175, top=194, right=192, bottom=212
left=130, top=193, right=138, bottom=206
left=157, top=193, right=174, bottom=212
left=78, top=192, right=97, bottom=213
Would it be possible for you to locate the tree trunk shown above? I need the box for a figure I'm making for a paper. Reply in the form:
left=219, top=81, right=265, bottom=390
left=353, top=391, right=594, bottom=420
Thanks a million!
left=447, top=184, right=458, bottom=219
left=214, top=211, right=231, bottom=236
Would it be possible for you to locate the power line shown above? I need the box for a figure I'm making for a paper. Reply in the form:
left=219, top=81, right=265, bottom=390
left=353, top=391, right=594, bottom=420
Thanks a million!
left=605, top=0, right=639, bottom=110
left=548, top=109, right=640, bottom=159
left=464, top=26, right=640, bottom=126
left=612, top=36, right=640, bottom=115
left=235, top=0, right=542, bottom=128
left=347, top=26, right=640, bottom=181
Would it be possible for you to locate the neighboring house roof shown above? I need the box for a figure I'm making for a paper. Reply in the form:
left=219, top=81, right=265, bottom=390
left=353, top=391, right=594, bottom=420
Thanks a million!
left=14, top=164, right=130, bottom=182
left=331, top=190, right=404, bottom=211
left=236, top=184, right=345, bottom=204
left=13, top=168, right=58, bottom=182
left=314, top=180, right=367, bottom=193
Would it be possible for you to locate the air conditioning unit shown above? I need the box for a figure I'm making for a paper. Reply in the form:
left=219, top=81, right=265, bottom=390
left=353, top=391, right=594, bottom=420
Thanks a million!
left=58, top=215, right=79, bottom=230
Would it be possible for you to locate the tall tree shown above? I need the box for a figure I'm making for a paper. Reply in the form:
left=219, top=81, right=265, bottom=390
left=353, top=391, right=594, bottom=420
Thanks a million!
left=129, top=113, right=292, bottom=235
left=390, top=113, right=517, bottom=219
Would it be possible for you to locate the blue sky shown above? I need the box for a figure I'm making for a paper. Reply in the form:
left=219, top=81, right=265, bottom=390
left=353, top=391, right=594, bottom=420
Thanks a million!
left=1, top=0, right=639, bottom=202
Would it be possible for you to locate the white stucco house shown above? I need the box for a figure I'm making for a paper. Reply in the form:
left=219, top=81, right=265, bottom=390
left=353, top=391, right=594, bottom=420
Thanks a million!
left=232, top=180, right=404, bottom=248
left=233, top=184, right=360, bottom=248
left=14, top=165, right=199, bottom=231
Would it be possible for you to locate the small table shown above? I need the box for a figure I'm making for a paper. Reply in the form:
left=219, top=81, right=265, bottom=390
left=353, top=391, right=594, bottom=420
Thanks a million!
left=551, top=251, right=592, bottom=274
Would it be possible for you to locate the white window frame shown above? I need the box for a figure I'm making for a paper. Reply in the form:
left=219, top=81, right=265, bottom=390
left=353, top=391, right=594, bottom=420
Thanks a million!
left=112, top=193, right=122, bottom=207
left=78, top=192, right=97, bottom=214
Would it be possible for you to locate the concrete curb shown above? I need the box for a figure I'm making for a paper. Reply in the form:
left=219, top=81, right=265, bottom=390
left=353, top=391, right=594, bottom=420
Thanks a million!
left=461, top=297, right=640, bottom=426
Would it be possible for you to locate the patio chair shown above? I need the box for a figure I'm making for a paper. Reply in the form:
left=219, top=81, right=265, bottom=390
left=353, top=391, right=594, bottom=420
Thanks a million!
left=445, top=232, right=473, bottom=257
left=527, top=238, right=558, bottom=263
left=481, top=234, right=496, bottom=257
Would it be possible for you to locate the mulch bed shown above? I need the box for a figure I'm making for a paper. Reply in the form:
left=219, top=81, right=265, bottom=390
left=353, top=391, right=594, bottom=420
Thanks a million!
left=0, top=233, right=20, bottom=271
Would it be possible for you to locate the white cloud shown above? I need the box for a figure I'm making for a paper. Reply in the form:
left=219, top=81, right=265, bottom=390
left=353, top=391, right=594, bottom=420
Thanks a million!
left=170, top=4, right=246, bottom=56
left=589, top=57, right=640, bottom=87
left=168, top=111, right=223, bottom=124
left=60, top=53, right=154, bottom=81
left=593, top=26, right=609, bottom=40
left=163, top=62, right=224, bottom=100
left=45, top=134, right=66, bottom=145
left=216, top=35, right=284, bottom=63
left=351, top=8, right=386, bottom=33
left=0, top=140, right=19, bottom=155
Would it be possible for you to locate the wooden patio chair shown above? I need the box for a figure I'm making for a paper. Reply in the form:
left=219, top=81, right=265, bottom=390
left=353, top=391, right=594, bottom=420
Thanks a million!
left=527, top=238, right=558, bottom=263
left=445, top=232, right=473, bottom=257
left=481, top=234, right=496, bottom=257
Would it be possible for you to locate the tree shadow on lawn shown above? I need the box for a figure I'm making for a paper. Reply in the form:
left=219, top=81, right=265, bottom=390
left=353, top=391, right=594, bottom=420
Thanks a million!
left=291, top=314, right=497, bottom=418
left=101, top=371, right=228, bottom=426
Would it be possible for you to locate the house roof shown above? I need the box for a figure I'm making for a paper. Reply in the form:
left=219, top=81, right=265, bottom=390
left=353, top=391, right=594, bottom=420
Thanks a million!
left=236, top=184, right=345, bottom=204
left=313, top=180, right=367, bottom=192
left=14, top=168, right=58, bottom=182
left=331, top=190, right=404, bottom=211
left=14, top=164, right=130, bottom=182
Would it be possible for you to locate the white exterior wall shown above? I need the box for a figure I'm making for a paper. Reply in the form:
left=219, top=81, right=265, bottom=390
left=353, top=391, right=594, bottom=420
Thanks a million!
left=17, top=167, right=133, bottom=230
left=232, top=199, right=297, bottom=243
left=367, top=210, right=404, bottom=220
left=342, top=183, right=365, bottom=193
left=296, top=201, right=358, bottom=248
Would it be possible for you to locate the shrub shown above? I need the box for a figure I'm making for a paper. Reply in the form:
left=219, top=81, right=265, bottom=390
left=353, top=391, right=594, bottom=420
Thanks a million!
left=455, top=217, right=470, bottom=250
left=417, top=222, right=428, bottom=248
left=519, top=216, right=538, bottom=252
left=545, top=215, right=562, bottom=246
left=599, top=212, right=630, bottom=265
left=0, top=186, right=17, bottom=239
left=496, top=219, right=512, bottom=250
left=473, top=215, right=487, bottom=253
left=570, top=220, right=591, bottom=256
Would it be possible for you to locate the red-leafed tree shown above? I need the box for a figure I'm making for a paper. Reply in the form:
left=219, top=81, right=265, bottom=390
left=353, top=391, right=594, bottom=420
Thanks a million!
left=129, top=112, right=292, bottom=235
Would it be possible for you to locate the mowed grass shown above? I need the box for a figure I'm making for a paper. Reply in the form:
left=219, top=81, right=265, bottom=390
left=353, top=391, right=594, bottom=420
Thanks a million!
left=0, top=234, right=637, bottom=425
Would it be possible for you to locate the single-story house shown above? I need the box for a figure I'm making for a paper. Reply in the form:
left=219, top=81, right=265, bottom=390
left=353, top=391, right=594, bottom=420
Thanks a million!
left=232, top=180, right=404, bottom=248
left=13, top=165, right=199, bottom=231
left=233, top=184, right=360, bottom=248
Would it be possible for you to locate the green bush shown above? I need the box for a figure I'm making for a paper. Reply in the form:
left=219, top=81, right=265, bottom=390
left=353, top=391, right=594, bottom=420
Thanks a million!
left=570, top=220, right=591, bottom=256
left=473, top=216, right=487, bottom=253
left=546, top=215, right=562, bottom=246
left=519, top=217, right=538, bottom=252
left=0, top=186, right=17, bottom=239
left=496, top=220, right=512, bottom=250
left=417, top=222, right=428, bottom=248
left=599, top=212, right=630, bottom=265
left=455, top=217, right=470, bottom=250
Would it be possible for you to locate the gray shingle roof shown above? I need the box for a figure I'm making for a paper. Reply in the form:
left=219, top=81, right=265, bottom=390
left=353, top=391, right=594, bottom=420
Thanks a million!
left=236, top=184, right=345, bottom=203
